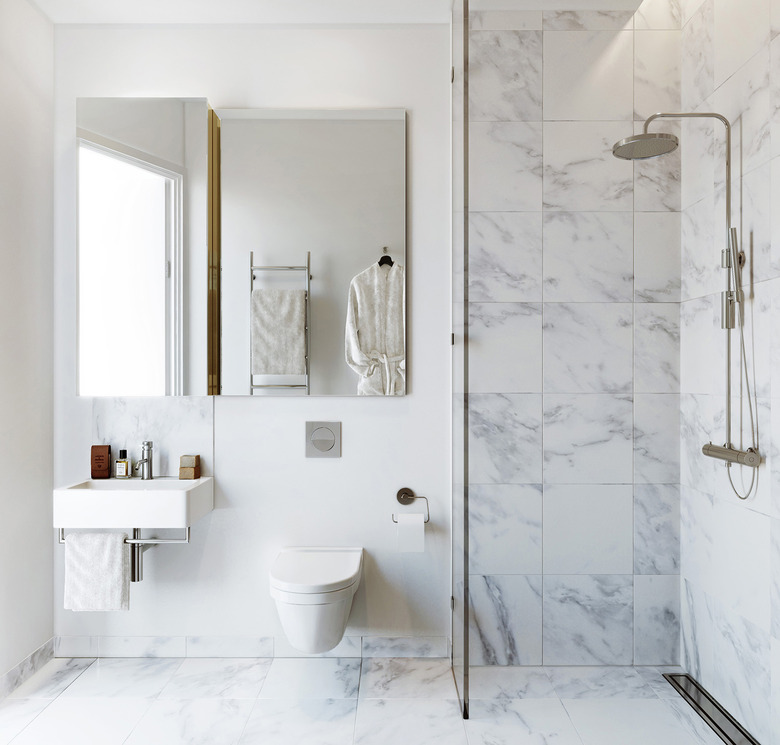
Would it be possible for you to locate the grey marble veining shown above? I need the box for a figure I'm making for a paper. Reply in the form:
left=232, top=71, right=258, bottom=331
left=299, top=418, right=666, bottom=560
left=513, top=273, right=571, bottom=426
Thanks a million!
left=634, top=575, right=681, bottom=665
left=159, top=658, right=271, bottom=699
left=7, top=658, right=94, bottom=700
left=185, top=636, right=274, bottom=658
left=468, top=484, right=542, bottom=575
left=258, top=658, right=360, bottom=700
left=680, top=484, right=716, bottom=594
left=710, top=602, right=772, bottom=743
left=358, top=658, right=455, bottom=699
left=465, top=698, right=585, bottom=745
left=681, top=199, right=723, bottom=302
left=543, top=122, right=633, bottom=211
left=679, top=394, right=726, bottom=497
left=542, top=212, right=633, bottom=302
left=59, top=658, right=183, bottom=699
left=680, top=116, right=716, bottom=212
left=680, top=296, right=723, bottom=396
left=739, top=163, right=773, bottom=287
left=124, top=698, right=254, bottom=745
left=543, top=394, right=633, bottom=484
left=634, top=394, right=681, bottom=483
left=663, top=697, right=725, bottom=745
left=469, top=303, right=542, bottom=393
left=634, top=304, right=680, bottom=393
left=98, top=636, right=186, bottom=658
left=467, top=666, right=555, bottom=700
left=634, top=666, right=686, bottom=699
left=542, top=10, right=634, bottom=30
left=0, top=638, right=54, bottom=701
left=546, top=666, right=656, bottom=699
left=469, top=394, right=543, bottom=483
left=634, top=30, right=682, bottom=121
left=542, top=484, right=633, bottom=575
left=93, top=396, right=214, bottom=477
left=543, top=303, right=633, bottom=393
left=469, top=31, right=542, bottom=121
left=361, top=637, right=448, bottom=659
left=542, top=575, right=634, bottom=665
left=633, top=133, right=681, bottom=212
left=469, top=575, right=543, bottom=665
left=634, top=213, right=681, bottom=303
left=634, top=484, right=681, bottom=575
left=543, top=31, right=633, bottom=121
left=681, top=0, right=714, bottom=110
left=468, top=212, right=543, bottom=302
left=470, top=122, right=543, bottom=212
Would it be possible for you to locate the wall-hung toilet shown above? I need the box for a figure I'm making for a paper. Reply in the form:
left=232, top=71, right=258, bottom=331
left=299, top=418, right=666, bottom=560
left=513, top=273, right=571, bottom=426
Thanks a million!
left=269, top=547, right=363, bottom=654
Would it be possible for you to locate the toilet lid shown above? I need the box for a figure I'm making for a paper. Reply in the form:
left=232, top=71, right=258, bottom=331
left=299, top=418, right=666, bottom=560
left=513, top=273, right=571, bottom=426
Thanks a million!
left=270, top=547, right=363, bottom=594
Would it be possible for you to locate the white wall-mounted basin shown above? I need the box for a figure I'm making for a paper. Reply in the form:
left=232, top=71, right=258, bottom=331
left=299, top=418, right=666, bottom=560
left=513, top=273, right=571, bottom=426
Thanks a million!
left=53, top=477, right=214, bottom=529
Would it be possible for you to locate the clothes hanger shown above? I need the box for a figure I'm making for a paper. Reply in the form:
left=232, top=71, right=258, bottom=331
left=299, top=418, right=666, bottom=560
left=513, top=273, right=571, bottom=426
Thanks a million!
left=378, top=247, right=394, bottom=267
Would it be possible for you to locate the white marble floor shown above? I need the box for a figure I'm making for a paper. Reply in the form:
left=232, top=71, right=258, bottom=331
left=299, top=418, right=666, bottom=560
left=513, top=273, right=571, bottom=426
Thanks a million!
left=0, top=658, right=724, bottom=745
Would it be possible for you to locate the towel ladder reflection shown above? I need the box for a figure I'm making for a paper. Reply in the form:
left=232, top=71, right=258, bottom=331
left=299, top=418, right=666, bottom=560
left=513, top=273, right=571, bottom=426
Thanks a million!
left=250, top=250, right=311, bottom=395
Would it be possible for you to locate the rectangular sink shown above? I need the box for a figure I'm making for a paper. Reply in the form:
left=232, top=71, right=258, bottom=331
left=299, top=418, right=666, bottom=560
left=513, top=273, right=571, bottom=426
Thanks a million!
left=53, top=477, right=214, bottom=529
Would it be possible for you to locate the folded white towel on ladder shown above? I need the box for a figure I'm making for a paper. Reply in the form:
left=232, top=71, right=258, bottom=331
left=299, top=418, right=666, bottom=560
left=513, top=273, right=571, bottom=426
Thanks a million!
left=251, top=289, right=307, bottom=375
left=64, top=532, right=130, bottom=611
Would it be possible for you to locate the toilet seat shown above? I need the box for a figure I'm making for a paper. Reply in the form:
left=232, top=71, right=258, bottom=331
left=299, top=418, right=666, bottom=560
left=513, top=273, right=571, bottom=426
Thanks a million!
left=269, top=547, right=363, bottom=594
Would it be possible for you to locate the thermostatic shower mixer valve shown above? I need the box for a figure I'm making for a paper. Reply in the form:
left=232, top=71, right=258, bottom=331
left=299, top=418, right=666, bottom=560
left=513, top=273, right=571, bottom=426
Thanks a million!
left=614, top=112, right=760, bottom=498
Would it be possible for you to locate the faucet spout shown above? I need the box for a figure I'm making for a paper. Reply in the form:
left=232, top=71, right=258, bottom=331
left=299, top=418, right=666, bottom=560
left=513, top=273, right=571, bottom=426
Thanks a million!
left=133, top=441, right=154, bottom=480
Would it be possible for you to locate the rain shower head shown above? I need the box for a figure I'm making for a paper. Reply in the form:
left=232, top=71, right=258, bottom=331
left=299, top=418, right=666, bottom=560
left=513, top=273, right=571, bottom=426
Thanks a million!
left=612, top=132, right=679, bottom=160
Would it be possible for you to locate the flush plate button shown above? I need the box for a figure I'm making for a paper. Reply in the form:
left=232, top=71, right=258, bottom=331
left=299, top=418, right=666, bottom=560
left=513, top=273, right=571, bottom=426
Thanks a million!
left=305, top=422, right=341, bottom=458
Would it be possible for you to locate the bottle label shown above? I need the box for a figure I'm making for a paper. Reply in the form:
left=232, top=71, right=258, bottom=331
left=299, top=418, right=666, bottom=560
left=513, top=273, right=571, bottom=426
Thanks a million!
left=116, top=461, right=128, bottom=477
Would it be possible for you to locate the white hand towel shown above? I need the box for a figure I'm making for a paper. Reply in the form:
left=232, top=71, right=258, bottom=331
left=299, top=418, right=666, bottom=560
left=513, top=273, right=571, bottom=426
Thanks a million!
left=64, top=532, right=130, bottom=611
left=251, top=289, right=307, bottom=375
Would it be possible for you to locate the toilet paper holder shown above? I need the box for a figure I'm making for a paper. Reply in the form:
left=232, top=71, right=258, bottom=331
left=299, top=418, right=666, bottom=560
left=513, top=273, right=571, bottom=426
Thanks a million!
left=391, top=487, right=430, bottom=523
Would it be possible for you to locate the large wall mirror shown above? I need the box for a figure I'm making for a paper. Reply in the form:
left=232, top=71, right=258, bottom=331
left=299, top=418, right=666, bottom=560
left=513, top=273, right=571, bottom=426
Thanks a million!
left=76, top=97, right=211, bottom=396
left=218, top=109, right=407, bottom=396
left=76, top=101, right=406, bottom=397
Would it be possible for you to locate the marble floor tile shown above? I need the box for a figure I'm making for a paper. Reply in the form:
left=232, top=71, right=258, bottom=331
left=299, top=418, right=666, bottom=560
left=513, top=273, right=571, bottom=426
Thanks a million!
left=662, top=697, right=725, bottom=745
left=9, top=697, right=152, bottom=745
left=238, top=698, right=357, bottom=745
left=123, top=698, right=254, bottom=745
left=0, top=698, right=51, bottom=745
left=353, top=699, right=467, bottom=745
left=58, top=658, right=183, bottom=699
left=7, top=658, right=94, bottom=699
left=563, top=698, right=702, bottom=745
left=159, top=658, right=272, bottom=699
left=258, top=658, right=361, bottom=699
left=358, top=658, right=455, bottom=699
left=468, top=666, right=555, bottom=700
left=634, top=666, right=686, bottom=699
left=465, top=698, right=585, bottom=745
left=546, top=667, right=658, bottom=699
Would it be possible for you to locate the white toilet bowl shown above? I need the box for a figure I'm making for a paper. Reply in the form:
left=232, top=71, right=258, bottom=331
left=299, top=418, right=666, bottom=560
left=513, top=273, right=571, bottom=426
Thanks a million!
left=269, top=547, right=363, bottom=654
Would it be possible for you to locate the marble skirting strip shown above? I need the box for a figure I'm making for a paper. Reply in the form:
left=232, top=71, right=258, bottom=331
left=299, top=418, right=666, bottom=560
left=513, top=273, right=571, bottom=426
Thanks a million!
left=54, top=635, right=450, bottom=660
left=0, top=637, right=54, bottom=699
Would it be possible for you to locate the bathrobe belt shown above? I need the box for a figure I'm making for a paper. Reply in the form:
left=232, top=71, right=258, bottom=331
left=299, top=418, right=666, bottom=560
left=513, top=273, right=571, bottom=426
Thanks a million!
left=365, top=351, right=405, bottom=395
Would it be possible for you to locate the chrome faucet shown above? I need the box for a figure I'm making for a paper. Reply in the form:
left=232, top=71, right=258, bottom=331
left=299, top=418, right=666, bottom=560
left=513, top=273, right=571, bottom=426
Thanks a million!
left=133, top=441, right=154, bottom=480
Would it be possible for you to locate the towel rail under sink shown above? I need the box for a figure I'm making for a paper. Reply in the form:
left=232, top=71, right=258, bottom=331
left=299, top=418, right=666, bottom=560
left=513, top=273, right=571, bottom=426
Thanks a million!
left=58, top=527, right=190, bottom=582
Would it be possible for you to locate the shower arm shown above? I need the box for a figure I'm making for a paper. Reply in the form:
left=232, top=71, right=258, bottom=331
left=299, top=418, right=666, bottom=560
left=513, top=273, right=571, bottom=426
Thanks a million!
left=644, top=112, right=748, bottom=460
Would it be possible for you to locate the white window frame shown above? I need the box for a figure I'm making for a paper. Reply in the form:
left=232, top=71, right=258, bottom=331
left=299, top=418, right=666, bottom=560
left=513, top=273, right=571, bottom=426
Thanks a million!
left=77, top=130, right=185, bottom=395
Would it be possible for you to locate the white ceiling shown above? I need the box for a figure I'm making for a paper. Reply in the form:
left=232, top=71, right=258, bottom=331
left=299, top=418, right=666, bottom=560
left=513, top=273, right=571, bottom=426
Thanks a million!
left=32, top=0, right=642, bottom=25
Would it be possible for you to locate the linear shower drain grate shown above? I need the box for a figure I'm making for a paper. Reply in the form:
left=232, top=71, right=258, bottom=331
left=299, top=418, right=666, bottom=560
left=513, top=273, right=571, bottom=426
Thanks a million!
left=663, top=673, right=761, bottom=745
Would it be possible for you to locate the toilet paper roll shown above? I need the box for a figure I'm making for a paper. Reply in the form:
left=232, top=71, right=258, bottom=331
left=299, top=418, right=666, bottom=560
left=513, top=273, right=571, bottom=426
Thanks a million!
left=396, top=513, right=425, bottom=553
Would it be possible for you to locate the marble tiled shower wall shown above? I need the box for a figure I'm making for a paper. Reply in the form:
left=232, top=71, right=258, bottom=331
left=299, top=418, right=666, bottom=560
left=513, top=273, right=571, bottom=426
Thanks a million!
left=466, top=2, right=682, bottom=666
left=678, top=0, right=780, bottom=742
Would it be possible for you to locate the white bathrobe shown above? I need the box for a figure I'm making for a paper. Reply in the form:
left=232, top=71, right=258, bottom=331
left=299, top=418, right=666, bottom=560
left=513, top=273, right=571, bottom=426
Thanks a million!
left=345, top=263, right=406, bottom=395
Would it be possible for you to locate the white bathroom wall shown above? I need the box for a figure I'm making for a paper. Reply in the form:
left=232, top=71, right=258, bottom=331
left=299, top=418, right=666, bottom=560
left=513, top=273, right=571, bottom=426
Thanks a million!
left=0, top=0, right=54, bottom=683
left=465, top=1, right=682, bottom=666
left=52, top=25, right=452, bottom=653
left=680, top=0, right=780, bottom=741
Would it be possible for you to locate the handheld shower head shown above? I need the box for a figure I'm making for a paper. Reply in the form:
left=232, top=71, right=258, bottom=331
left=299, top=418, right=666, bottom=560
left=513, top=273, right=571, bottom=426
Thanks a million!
left=612, top=132, right=679, bottom=160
